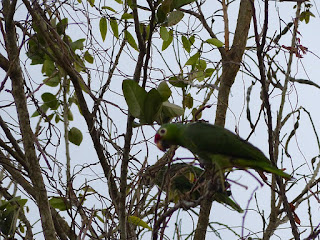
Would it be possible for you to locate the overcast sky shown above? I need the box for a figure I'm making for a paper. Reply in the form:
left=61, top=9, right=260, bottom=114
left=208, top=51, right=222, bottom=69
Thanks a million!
left=1, top=0, right=320, bottom=239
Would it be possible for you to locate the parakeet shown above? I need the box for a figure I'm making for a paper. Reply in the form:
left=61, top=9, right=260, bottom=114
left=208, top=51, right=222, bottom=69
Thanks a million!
left=149, top=163, right=243, bottom=212
left=154, top=122, right=291, bottom=179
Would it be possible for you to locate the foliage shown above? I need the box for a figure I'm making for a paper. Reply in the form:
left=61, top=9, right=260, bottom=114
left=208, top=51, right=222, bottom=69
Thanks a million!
left=122, top=80, right=183, bottom=124
left=0, top=0, right=319, bottom=239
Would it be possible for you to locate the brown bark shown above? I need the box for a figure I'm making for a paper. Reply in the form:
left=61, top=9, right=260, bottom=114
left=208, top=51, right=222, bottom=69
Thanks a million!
left=3, top=0, right=57, bottom=238
left=194, top=1, right=253, bottom=239
left=215, top=0, right=253, bottom=127
left=21, top=0, right=121, bottom=215
left=0, top=151, right=77, bottom=240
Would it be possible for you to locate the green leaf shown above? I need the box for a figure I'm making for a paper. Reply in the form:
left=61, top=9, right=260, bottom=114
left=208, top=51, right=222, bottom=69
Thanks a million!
left=87, top=0, right=95, bottom=7
left=185, top=52, right=200, bottom=66
left=161, top=0, right=174, bottom=14
left=182, top=35, right=191, bottom=53
left=160, top=26, right=169, bottom=41
left=19, top=224, right=25, bottom=234
left=41, top=92, right=59, bottom=110
left=96, top=213, right=104, bottom=223
left=122, top=80, right=147, bottom=118
left=68, top=127, right=83, bottom=146
left=189, top=35, right=195, bottom=44
left=74, top=60, right=85, bottom=73
left=197, top=59, right=207, bottom=71
left=42, top=59, right=55, bottom=76
left=305, top=13, right=310, bottom=24
left=173, top=0, right=196, bottom=9
left=162, top=29, right=173, bottom=51
left=16, top=198, right=28, bottom=207
left=110, top=18, right=119, bottom=39
left=55, top=114, right=60, bottom=123
left=28, top=47, right=45, bottom=65
left=99, top=18, right=108, bottom=41
left=0, top=208, right=16, bottom=236
left=84, top=50, right=94, bottom=64
left=128, top=216, right=152, bottom=230
left=156, top=6, right=167, bottom=24
left=205, top=68, right=215, bottom=78
left=168, top=75, right=187, bottom=88
left=114, top=0, right=123, bottom=3
left=0, top=201, right=9, bottom=210
left=31, top=104, right=49, bottom=117
left=44, top=75, right=60, bottom=87
left=188, top=71, right=205, bottom=82
left=2, top=196, right=27, bottom=208
left=162, top=101, right=184, bottom=117
left=308, top=10, right=315, bottom=18
left=195, top=71, right=205, bottom=82
left=102, top=6, right=117, bottom=12
left=205, top=38, right=224, bottom=48
left=68, top=110, right=73, bottom=121
left=81, top=186, right=96, bottom=193
left=70, top=38, right=85, bottom=51
left=167, top=10, right=184, bottom=26
left=125, top=30, right=139, bottom=51
left=183, top=93, right=193, bottom=109
left=121, top=13, right=133, bottom=19
left=144, top=89, right=162, bottom=124
left=140, top=24, right=150, bottom=40
left=47, top=113, right=55, bottom=122
left=157, top=81, right=171, bottom=101
left=192, top=107, right=202, bottom=120
left=57, top=18, right=68, bottom=35
left=300, top=10, right=315, bottom=24
left=49, top=197, right=71, bottom=211
left=300, top=11, right=306, bottom=22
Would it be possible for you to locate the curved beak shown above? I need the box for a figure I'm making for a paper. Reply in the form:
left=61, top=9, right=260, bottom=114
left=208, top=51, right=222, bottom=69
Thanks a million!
left=154, top=133, right=166, bottom=151
left=156, top=140, right=166, bottom=151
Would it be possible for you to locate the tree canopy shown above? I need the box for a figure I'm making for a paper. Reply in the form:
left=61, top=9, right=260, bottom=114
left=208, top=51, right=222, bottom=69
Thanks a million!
left=0, top=0, right=319, bottom=239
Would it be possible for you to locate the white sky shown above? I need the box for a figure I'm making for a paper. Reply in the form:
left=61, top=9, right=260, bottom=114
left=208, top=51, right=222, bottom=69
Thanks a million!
left=1, top=0, right=320, bottom=239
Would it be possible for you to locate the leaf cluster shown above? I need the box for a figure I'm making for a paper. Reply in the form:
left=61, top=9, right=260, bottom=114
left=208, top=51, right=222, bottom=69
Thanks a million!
left=122, top=80, right=184, bottom=125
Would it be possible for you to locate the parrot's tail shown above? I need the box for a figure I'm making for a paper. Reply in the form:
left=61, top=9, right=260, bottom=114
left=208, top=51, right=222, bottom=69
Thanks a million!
left=260, top=165, right=291, bottom=180
left=214, top=193, right=243, bottom=213
left=209, top=154, right=292, bottom=180
left=234, top=158, right=291, bottom=180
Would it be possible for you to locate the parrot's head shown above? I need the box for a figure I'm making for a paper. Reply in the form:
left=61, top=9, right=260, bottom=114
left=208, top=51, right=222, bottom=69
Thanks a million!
left=154, top=124, right=180, bottom=151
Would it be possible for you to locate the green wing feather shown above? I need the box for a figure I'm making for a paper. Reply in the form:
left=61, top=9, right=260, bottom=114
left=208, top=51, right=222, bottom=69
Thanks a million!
left=180, top=122, right=269, bottom=161
left=161, top=122, right=291, bottom=179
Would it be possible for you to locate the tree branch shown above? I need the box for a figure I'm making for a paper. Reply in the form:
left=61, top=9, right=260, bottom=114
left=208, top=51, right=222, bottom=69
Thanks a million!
left=3, top=0, right=56, bottom=238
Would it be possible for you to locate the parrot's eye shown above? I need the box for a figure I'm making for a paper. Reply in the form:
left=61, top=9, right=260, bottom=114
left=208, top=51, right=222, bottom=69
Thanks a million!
left=159, top=128, right=167, bottom=136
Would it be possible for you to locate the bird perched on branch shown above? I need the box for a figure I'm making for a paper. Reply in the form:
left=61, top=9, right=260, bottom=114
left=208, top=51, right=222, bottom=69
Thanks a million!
left=146, top=162, right=243, bottom=212
left=154, top=122, right=291, bottom=180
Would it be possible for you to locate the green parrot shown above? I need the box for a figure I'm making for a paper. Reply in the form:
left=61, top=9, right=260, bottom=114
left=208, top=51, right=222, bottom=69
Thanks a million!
left=154, top=122, right=291, bottom=179
left=149, top=163, right=243, bottom=212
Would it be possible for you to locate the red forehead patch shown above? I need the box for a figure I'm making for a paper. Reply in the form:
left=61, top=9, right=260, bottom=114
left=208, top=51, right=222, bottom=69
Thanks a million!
left=154, top=133, right=161, bottom=143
